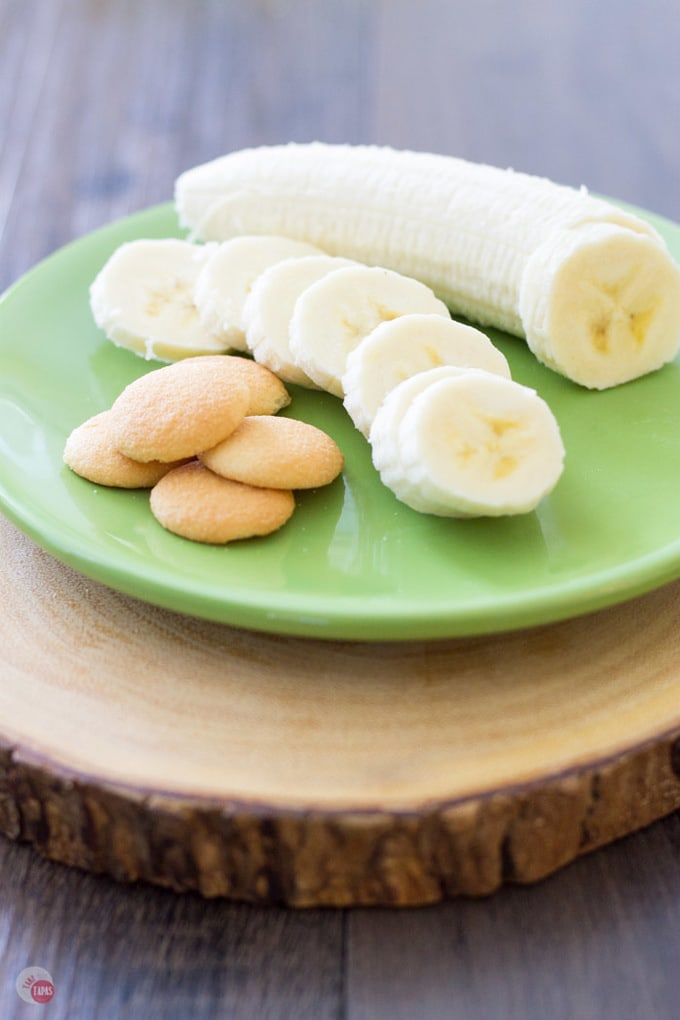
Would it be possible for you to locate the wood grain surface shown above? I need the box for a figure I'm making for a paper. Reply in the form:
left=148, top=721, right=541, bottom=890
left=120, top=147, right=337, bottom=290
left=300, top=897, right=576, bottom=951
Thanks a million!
left=3, top=510, right=680, bottom=910
left=1, top=0, right=680, bottom=1017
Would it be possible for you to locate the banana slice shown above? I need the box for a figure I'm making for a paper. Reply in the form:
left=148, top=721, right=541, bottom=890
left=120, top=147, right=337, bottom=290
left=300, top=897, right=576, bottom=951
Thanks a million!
left=289, top=265, right=451, bottom=397
left=342, top=313, right=511, bottom=435
left=90, top=238, right=221, bottom=361
left=193, top=234, right=325, bottom=352
left=242, top=254, right=356, bottom=386
left=369, top=366, right=470, bottom=484
left=371, top=369, right=565, bottom=517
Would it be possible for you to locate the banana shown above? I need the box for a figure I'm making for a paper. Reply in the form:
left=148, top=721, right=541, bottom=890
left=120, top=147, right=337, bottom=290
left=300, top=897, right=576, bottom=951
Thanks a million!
left=193, top=234, right=324, bottom=352
left=370, top=368, right=565, bottom=517
left=89, top=238, right=223, bottom=361
left=369, top=366, right=471, bottom=488
left=342, top=313, right=511, bottom=436
left=288, top=264, right=451, bottom=397
left=175, top=143, right=680, bottom=388
left=519, top=221, right=680, bottom=388
left=242, top=254, right=356, bottom=386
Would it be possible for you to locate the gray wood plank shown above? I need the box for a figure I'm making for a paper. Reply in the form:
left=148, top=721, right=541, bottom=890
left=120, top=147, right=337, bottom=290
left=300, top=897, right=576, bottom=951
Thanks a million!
left=0, top=837, right=344, bottom=1020
left=0, top=0, right=377, bottom=291
left=372, top=0, right=680, bottom=218
left=347, top=816, right=680, bottom=1020
left=0, top=0, right=66, bottom=259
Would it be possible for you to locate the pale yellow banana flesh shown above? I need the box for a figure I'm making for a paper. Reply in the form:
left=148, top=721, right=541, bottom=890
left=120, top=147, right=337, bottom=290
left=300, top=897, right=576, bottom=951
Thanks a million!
left=520, top=222, right=680, bottom=388
left=371, top=369, right=565, bottom=518
left=193, top=234, right=324, bottom=352
left=288, top=264, right=451, bottom=397
left=342, top=313, right=511, bottom=436
left=242, top=254, right=356, bottom=386
left=90, top=239, right=224, bottom=361
left=175, top=143, right=680, bottom=388
left=370, top=367, right=471, bottom=489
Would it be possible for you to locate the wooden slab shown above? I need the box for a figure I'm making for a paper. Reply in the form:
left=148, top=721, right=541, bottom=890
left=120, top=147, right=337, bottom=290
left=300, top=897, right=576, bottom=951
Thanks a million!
left=1, top=512, right=680, bottom=907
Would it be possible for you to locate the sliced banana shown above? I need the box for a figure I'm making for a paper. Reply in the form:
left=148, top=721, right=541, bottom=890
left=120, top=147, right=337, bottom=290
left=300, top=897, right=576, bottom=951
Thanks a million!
left=193, top=234, right=325, bottom=352
left=289, top=265, right=451, bottom=397
left=242, top=254, right=356, bottom=386
left=342, top=313, right=511, bottom=436
left=89, top=238, right=221, bottom=361
left=371, top=369, right=565, bottom=517
left=369, top=366, right=470, bottom=485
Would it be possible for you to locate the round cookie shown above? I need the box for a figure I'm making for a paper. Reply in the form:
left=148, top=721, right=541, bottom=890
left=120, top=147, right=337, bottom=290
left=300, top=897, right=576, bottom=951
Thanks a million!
left=108, top=357, right=251, bottom=462
left=216, top=355, right=291, bottom=415
left=200, top=415, right=344, bottom=489
left=150, top=461, right=296, bottom=544
left=64, top=411, right=182, bottom=488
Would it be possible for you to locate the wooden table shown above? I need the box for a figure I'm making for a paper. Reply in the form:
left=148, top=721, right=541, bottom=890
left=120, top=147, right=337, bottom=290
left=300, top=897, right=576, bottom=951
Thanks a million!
left=1, top=1, right=680, bottom=1016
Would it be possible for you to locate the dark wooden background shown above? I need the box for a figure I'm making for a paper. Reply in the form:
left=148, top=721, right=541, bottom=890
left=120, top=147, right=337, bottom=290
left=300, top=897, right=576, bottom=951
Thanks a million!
left=1, top=1, right=680, bottom=1017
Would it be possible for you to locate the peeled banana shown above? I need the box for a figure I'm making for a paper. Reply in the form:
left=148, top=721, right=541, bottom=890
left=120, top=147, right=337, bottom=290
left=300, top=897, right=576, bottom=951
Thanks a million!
left=175, top=142, right=680, bottom=389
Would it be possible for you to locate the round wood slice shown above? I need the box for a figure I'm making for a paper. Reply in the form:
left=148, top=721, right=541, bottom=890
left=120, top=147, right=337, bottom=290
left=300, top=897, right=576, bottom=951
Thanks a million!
left=1, top=513, right=680, bottom=907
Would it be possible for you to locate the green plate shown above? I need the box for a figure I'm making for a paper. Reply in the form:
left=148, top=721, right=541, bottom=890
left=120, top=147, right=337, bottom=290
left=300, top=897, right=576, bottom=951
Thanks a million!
left=1, top=202, right=679, bottom=641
